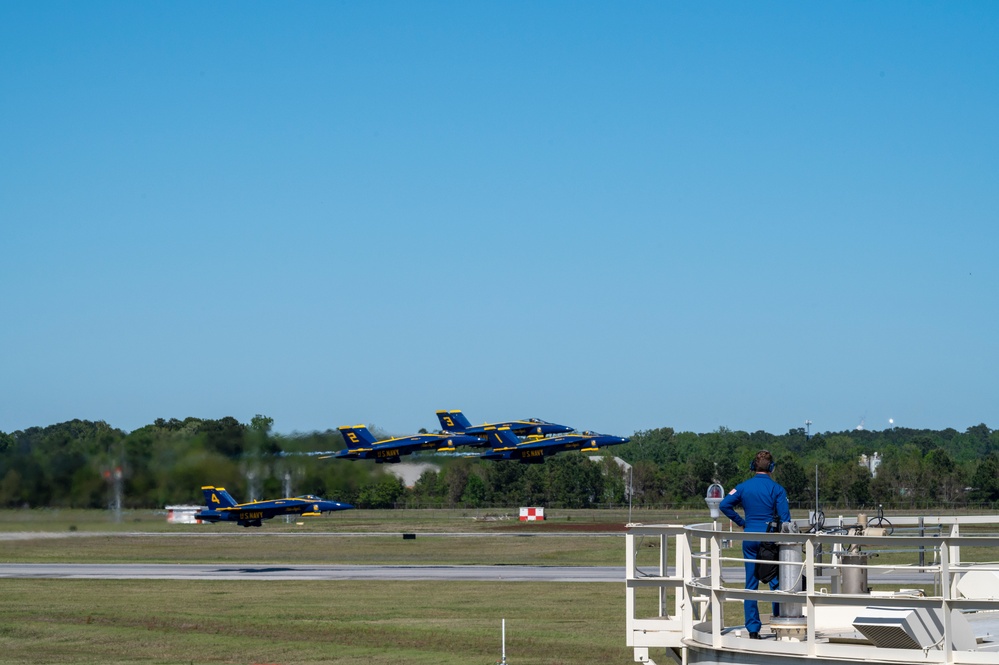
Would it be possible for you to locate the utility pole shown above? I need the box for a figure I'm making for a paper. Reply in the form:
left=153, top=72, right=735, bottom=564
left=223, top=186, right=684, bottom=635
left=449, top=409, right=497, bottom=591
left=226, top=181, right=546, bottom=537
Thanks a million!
left=113, top=466, right=123, bottom=523
left=628, top=465, right=633, bottom=524
left=499, top=618, right=508, bottom=665
left=104, top=466, right=123, bottom=523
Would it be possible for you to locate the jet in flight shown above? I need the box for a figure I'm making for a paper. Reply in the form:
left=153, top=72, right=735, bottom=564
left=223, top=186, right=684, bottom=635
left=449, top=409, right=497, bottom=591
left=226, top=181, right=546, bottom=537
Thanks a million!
left=195, top=486, right=353, bottom=527
left=435, top=409, right=574, bottom=438
left=329, top=425, right=482, bottom=463
left=478, top=427, right=629, bottom=464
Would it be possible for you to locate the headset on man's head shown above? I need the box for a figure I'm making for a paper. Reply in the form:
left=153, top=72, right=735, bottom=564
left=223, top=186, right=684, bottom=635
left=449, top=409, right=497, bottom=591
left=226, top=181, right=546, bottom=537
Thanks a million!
left=749, top=450, right=776, bottom=473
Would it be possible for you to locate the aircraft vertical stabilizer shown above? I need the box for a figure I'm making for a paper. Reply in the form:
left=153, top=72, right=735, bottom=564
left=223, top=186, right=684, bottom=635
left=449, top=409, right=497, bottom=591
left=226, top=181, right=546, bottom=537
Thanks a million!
left=436, top=410, right=473, bottom=432
left=486, top=427, right=522, bottom=448
left=338, top=425, right=378, bottom=449
left=202, top=485, right=238, bottom=508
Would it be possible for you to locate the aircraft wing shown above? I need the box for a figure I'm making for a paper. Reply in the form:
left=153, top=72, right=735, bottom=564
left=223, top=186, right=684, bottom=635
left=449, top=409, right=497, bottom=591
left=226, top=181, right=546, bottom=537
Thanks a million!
left=438, top=411, right=574, bottom=438
left=463, top=419, right=574, bottom=438
left=347, top=433, right=475, bottom=463
left=479, top=430, right=628, bottom=463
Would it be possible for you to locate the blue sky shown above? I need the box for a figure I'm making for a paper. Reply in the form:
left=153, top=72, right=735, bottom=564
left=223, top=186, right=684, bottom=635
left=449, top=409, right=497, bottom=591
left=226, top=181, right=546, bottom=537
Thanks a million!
left=2, top=2, right=996, bottom=438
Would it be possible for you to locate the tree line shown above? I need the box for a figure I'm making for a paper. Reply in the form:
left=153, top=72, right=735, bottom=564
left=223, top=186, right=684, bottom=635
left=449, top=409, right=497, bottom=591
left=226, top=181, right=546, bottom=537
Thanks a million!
left=0, top=417, right=996, bottom=510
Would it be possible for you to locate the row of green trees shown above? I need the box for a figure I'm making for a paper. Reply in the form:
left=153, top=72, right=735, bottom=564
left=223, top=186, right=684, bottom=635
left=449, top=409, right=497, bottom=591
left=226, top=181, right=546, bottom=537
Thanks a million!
left=1, top=417, right=997, bottom=510
left=618, top=424, right=999, bottom=509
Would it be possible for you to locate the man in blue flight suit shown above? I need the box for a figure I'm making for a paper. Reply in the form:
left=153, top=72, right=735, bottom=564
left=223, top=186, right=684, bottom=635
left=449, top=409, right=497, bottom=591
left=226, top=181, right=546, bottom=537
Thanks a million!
left=719, top=450, right=792, bottom=639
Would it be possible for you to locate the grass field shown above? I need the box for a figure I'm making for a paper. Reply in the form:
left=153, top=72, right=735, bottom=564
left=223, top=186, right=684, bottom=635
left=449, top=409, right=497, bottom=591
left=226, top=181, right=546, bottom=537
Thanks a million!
left=1, top=508, right=992, bottom=664
left=0, top=506, right=682, bottom=533
left=0, top=579, right=624, bottom=665
left=0, top=532, right=626, bottom=566
left=0, top=507, right=637, bottom=566
left=0, top=510, right=641, bottom=664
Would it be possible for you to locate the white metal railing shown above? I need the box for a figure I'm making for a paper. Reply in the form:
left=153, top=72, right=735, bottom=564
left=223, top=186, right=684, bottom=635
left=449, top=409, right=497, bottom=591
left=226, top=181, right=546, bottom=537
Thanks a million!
left=626, top=516, right=999, bottom=665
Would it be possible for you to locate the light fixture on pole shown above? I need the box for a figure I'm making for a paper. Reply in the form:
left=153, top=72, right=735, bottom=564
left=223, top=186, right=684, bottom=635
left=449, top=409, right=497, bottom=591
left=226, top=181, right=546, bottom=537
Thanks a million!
left=705, top=483, right=724, bottom=520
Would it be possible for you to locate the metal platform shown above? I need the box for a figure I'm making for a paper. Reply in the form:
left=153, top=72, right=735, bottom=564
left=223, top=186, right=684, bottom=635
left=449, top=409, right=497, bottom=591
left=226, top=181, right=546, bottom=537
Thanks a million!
left=626, top=516, right=999, bottom=665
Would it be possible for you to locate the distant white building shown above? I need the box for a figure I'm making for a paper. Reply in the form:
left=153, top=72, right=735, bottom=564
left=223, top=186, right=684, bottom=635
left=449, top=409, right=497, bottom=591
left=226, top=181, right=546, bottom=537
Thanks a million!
left=385, top=462, right=441, bottom=488
left=859, top=452, right=882, bottom=478
left=590, top=456, right=632, bottom=500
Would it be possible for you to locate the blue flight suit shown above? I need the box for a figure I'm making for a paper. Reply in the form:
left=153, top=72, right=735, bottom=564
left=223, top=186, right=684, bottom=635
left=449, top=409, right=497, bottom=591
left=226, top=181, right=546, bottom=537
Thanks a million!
left=719, top=472, right=792, bottom=634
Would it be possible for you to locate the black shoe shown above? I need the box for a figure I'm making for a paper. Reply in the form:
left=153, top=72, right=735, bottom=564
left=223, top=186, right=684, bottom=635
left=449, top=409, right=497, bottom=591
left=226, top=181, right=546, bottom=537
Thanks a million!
left=749, top=632, right=761, bottom=640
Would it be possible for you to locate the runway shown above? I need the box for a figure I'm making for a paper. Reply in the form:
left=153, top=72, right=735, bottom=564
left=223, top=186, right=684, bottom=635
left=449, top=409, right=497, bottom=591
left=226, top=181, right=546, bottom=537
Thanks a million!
left=0, top=562, right=938, bottom=585
left=0, top=563, right=623, bottom=582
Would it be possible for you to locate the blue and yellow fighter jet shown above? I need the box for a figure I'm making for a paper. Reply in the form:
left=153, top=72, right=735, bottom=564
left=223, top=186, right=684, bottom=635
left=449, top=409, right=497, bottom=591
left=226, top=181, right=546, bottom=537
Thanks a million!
left=435, top=410, right=574, bottom=438
left=329, top=425, right=482, bottom=463
left=479, top=427, right=629, bottom=464
left=195, top=486, right=353, bottom=527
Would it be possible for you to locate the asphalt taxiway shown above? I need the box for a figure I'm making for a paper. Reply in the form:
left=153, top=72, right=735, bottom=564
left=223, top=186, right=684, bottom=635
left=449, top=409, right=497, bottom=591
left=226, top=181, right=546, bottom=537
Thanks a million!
left=0, top=562, right=939, bottom=585
left=0, top=563, right=622, bottom=581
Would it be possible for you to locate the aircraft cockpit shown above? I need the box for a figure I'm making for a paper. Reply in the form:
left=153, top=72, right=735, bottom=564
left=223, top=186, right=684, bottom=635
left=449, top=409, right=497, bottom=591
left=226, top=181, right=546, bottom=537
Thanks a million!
left=297, top=494, right=321, bottom=501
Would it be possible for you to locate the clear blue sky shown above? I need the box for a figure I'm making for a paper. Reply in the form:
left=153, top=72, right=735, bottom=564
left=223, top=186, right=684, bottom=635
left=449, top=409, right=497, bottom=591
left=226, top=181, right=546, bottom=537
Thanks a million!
left=2, top=2, right=996, bottom=438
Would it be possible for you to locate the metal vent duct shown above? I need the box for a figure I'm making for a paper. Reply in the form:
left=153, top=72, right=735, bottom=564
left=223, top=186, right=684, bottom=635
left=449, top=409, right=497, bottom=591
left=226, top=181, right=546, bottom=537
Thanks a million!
left=853, top=607, right=976, bottom=651
left=854, top=617, right=924, bottom=649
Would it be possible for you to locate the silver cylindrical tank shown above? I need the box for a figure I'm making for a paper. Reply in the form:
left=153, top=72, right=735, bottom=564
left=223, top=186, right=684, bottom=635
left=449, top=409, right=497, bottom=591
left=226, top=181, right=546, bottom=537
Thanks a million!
left=771, top=522, right=806, bottom=639
left=840, top=553, right=869, bottom=594
left=777, top=524, right=803, bottom=619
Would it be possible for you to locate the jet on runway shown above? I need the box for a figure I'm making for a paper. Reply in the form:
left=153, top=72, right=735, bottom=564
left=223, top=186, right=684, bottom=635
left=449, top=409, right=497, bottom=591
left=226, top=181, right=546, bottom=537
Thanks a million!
left=435, top=409, right=574, bottom=438
left=195, top=486, right=353, bottom=527
left=478, top=427, right=629, bottom=464
left=329, top=425, right=482, bottom=463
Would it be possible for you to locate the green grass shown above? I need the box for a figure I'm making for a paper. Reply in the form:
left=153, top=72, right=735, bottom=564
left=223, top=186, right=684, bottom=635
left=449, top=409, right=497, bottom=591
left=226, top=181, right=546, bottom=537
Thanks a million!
left=0, top=507, right=699, bottom=534
left=0, top=579, right=624, bottom=665
left=2, top=509, right=995, bottom=664
left=0, top=511, right=633, bottom=664
left=0, top=507, right=646, bottom=565
left=0, top=533, right=626, bottom=565
left=0, top=507, right=627, bottom=532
